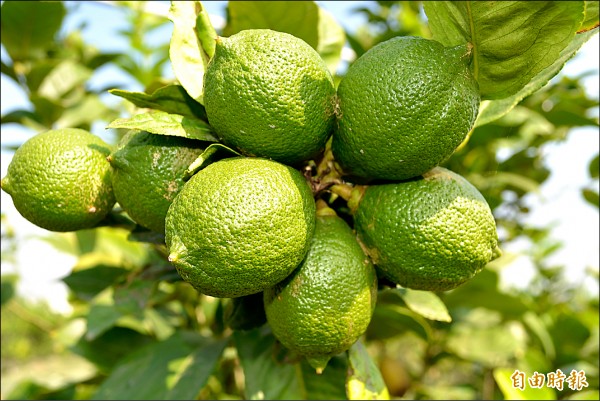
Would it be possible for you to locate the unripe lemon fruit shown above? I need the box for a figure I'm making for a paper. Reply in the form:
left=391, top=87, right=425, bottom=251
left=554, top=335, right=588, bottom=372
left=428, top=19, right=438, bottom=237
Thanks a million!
left=264, top=207, right=377, bottom=373
left=165, top=157, right=316, bottom=298
left=204, top=29, right=336, bottom=166
left=353, top=167, right=500, bottom=291
left=333, top=36, right=480, bottom=181
left=108, top=131, right=206, bottom=234
left=1, top=128, right=115, bottom=232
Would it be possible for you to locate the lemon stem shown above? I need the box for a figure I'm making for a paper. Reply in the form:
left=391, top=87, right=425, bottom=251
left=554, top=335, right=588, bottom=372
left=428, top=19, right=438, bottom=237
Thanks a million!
left=329, top=183, right=353, bottom=201
left=315, top=199, right=337, bottom=217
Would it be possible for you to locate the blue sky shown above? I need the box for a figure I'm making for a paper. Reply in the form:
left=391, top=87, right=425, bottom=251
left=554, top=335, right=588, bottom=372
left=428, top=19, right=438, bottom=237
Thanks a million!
left=1, top=1, right=598, bottom=311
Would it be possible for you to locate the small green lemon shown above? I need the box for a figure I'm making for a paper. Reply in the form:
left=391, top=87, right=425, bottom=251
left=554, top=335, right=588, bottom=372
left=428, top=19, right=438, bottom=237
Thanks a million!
left=353, top=167, right=500, bottom=291
left=1, top=128, right=115, bottom=232
left=264, top=207, right=377, bottom=373
left=204, top=29, right=336, bottom=166
left=332, top=36, right=480, bottom=181
left=108, top=131, right=206, bottom=234
left=165, top=157, right=316, bottom=298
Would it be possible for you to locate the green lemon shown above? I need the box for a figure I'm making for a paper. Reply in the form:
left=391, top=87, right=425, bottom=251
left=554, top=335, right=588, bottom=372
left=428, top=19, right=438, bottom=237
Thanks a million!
left=332, top=36, right=480, bottom=181
left=108, top=131, right=206, bottom=234
left=1, top=128, right=115, bottom=232
left=264, top=206, right=378, bottom=373
left=165, top=157, right=316, bottom=298
left=353, top=167, right=500, bottom=292
left=203, top=29, right=336, bottom=166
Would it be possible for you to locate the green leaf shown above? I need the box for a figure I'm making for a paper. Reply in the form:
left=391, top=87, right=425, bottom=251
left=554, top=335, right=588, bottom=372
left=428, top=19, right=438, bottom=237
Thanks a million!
left=346, top=340, right=390, bottom=400
left=317, top=7, right=347, bottom=75
left=0, top=110, right=41, bottom=126
left=62, top=265, right=128, bottom=301
left=396, top=288, right=452, bottom=323
left=522, top=312, right=556, bottom=360
left=469, top=171, right=541, bottom=195
left=589, top=154, right=599, bottom=178
left=86, top=304, right=123, bottom=341
left=225, top=1, right=319, bottom=49
left=1, top=276, right=16, bottom=306
left=0, top=1, right=66, bottom=61
left=442, top=269, right=529, bottom=319
left=1, top=59, right=18, bottom=82
left=581, top=1, right=600, bottom=32
left=106, top=111, right=218, bottom=142
left=446, top=312, right=527, bottom=367
left=224, top=1, right=345, bottom=74
left=582, top=188, right=600, bottom=208
left=163, top=337, right=228, bottom=399
left=424, top=1, right=586, bottom=100
left=474, top=29, right=599, bottom=127
left=195, top=2, right=218, bottom=59
left=109, top=85, right=208, bottom=120
left=37, top=60, right=93, bottom=101
left=493, top=368, right=556, bottom=400
left=184, top=143, right=241, bottom=179
left=55, top=95, right=112, bottom=129
left=301, top=355, right=348, bottom=400
left=71, top=327, right=154, bottom=374
left=92, top=333, right=227, bottom=400
left=366, top=302, right=431, bottom=341
left=168, top=1, right=213, bottom=104
left=234, top=327, right=305, bottom=400
left=2, top=354, right=96, bottom=398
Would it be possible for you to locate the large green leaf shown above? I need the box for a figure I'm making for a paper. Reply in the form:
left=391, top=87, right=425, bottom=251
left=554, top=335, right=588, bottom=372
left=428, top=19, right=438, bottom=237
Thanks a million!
left=224, top=1, right=345, bottom=74
left=37, top=59, right=92, bottom=101
left=441, top=269, right=530, bottom=319
left=234, top=327, right=349, bottom=400
left=56, top=95, right=113, bottom=129
left=168, top=1, right=216, bottom=104
left=346, top=340, right=390, bottom=400
left=109, top=85, right=208, bottom=120
left=396, top=288, right=452, bottom=323
left=92, top=333, right=227, bottom=400
left=301, top=356, right=348, bottom=400
left=234, top=328, right=304, bottom=400
left=62, top=265, right=128, bottom=302
left=424, top=1, right=586, bottom=100
left=71, top=327, right=154, bottom=374
left=581, top=1, right=600, bottom=32
left=224, top=1, right=319, bottom=48
left=0, top=1, right=66, bottom=61
left=317, top=8, right=347, bottom=75
left=106, top=111, right=217, bottom=142
left=474, top=29, right=599, bottom=127
left=2, top=354, right=96, bottom=398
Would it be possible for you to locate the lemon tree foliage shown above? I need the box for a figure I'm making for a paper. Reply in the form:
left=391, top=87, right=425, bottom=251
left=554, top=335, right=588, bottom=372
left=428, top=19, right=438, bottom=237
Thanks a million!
left=1, top=1, right=599, bottom=400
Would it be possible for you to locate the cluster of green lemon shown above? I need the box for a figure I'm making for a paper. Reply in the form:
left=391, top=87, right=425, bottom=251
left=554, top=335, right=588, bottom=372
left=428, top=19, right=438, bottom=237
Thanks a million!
left=1, top=29, right=500, bottom=372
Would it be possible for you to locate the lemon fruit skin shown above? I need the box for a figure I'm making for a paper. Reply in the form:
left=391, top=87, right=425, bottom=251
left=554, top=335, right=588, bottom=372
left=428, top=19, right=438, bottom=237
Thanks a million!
left=0, top=128, right=115, bottom=232
left=354, top=167, right=500, bottom=292
left=165, top=157, right=316, bottom=298
left=204, top=29, right=336, bottom=166
left=264, top=213, right=377, bottom=372
left=108, top=131, right=206, bottom=234
left=332, top=36, right=480, bottom=181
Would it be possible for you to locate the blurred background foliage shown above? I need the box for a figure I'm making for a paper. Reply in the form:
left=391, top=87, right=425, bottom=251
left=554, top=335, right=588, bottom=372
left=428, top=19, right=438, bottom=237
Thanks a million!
left=1, top=1, right=598, bottom=400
